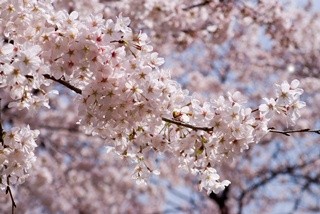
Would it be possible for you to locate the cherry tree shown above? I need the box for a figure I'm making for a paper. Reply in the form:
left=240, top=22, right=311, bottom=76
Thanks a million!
left=0, top=0, right=319, bottom=213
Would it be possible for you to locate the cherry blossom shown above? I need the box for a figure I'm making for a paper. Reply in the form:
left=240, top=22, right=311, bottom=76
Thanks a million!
left=0, top=0, right=318, bottom=213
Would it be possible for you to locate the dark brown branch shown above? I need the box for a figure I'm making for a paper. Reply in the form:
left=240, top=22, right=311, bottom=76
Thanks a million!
left=162, top=117, right=320, bottom=137
left=162, top=117, right=213, bottom=132
left=6, top=176, right=16, bottom=214
left=251, top=108, right=259, bottom=113
left=6, top=186, right=16, bottom=214
left=25, top=74, right=82, bottom=94
left=1, top=102, right=16, bottom=213
left=209, top=186, right=230, bottom=214
left=269, top=128, right=320, bottom=136
left=0, top=98, right=4, bottom=144
left=182, top=0, right=212, bottom=11
left=43, top=74, right=82, bottom=94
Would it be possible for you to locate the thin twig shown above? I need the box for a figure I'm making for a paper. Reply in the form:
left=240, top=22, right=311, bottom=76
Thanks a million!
left=268, top=128, right=320, bottom=136
left=6, top=176, right=16, bottom=214
left=0, top=98, right=4, bottom=144
left=161, top=117, right=213, bottom=132
left=251, top=108, right=259, bottom=113
left=43, top=74, right=82, bottom=94
left=6, top=187, right=16, bottom=214
left=25, top=74, right=82, bottom=94
left=182, top=0, right=212, bottom=11
left=162, top=117, right=320, bottom=137
left=1, top=101, right=16, bottom=213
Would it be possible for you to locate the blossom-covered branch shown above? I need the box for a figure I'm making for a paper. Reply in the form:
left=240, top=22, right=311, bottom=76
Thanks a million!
left=0, top=1, right=315, bottom=210
left=43, top=76, right=311, bottom=139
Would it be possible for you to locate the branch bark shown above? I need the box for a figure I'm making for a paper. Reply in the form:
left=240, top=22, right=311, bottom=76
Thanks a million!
left=209, top=186, right=230, bottom=214
left=182, top=0, right=212, bottom=11
left=269, top=128, right=320, bottom=136
left=43, top=74, right=82, bottom=94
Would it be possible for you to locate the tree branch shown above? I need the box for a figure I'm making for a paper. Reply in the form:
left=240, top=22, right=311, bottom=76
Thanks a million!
left=43, top=74, right=82, bottom=94
left=162, top=117, right=213, bottom=132
left=25, top=74, right=82, bottom=94
left=237, top=158, right=319, bottom=214
left=45, top=77, right=320, bottom=138
left=162, top=117, right=320, bottom=137
left=209, top=186, right=230, bottom=214
left=0, top=98, right=4, bottom=144
left=6, top=176, right=16, bottom=214
left=269, top=128, right=320, bottom=136
left=182, top=0, right=212, bottom=11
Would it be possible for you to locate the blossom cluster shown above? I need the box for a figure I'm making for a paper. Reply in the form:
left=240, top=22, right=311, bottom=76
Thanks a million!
left=0, top=2, right=55, bottom=112
left=0, top=125, right=39, bottom=190
left=0, top=0, right=307, bottom=195
left=259, top=79, right=306, bottom=125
